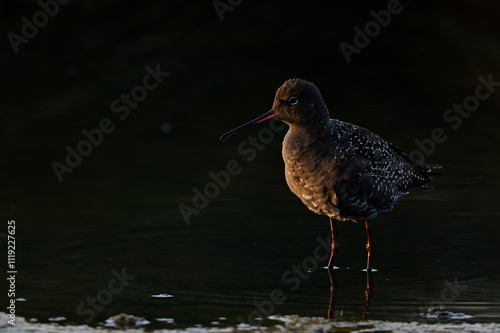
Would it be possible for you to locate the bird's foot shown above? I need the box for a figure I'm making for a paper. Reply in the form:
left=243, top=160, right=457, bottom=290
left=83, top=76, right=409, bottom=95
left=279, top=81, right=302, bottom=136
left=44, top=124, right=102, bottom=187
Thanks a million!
left=362, top=267, right=378, bottom=272
left=323, top=265, right=340, bottom=270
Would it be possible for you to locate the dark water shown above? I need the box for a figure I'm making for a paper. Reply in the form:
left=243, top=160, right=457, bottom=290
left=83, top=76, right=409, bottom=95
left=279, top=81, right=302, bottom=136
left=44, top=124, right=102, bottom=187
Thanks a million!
left=2, top=1, right=500, bottom=330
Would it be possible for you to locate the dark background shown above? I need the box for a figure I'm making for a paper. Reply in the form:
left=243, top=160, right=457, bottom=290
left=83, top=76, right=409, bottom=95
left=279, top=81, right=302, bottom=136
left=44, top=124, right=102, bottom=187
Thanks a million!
left=1, top=0, right=499, bottom=329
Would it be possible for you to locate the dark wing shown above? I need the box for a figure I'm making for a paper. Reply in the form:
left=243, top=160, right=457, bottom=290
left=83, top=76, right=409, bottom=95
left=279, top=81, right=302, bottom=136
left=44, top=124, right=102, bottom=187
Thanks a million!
left=331, top=120, right=440, bottom=219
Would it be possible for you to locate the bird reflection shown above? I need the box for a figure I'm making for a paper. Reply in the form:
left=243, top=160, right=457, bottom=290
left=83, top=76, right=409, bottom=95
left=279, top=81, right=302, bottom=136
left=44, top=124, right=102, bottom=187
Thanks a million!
left=363, top=269, right=374, bottom=320
left=327, top=268, right=340, bottom=319
left=327, top=268, right=374, bottom=320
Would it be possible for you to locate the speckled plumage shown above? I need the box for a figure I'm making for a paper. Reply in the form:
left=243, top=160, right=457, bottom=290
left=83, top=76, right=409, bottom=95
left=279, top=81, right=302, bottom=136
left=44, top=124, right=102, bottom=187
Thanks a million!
left=220, top=78, right=441, bottom=270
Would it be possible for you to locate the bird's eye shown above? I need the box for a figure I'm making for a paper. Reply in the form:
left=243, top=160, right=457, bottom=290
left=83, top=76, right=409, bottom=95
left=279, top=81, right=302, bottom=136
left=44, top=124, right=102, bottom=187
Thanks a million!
left=288, top=96, right=298, bottom=105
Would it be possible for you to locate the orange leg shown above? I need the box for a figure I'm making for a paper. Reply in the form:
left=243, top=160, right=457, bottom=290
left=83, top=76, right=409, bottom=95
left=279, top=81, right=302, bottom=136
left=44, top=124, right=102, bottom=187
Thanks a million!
left=328, top=218, right=339, bottom=269
left=365, top=219, right=374, bottom=271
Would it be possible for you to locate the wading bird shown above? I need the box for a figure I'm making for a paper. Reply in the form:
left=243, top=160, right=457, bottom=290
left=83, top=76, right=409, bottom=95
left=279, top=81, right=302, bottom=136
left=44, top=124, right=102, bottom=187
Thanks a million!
left=220, top=79, right=440, bottom=271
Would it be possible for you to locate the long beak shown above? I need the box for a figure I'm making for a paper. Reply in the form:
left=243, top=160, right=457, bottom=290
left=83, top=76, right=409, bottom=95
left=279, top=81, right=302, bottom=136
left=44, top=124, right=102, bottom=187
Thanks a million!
left=220, top=110, right=277, bottom=142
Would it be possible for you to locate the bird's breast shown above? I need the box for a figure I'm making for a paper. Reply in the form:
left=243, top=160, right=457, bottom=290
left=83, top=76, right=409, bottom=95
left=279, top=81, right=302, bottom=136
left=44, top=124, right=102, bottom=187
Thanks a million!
left=282, top=134, right=344, bottom=219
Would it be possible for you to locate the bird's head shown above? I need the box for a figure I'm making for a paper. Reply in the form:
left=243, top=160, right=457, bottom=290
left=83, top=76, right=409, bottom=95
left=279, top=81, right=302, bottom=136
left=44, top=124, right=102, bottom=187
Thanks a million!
left=272, top=78, right=330, bottom=126
left=220, top=78, right=330, bottom=142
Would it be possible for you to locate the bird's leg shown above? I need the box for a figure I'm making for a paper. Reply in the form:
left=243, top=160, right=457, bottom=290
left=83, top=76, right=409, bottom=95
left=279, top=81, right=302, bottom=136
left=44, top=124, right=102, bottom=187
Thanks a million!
left=365, top=219, right=374, bottom=271
left=328, top=217, right=339, bottom=269
left=362, top=219, right=375, bottom=319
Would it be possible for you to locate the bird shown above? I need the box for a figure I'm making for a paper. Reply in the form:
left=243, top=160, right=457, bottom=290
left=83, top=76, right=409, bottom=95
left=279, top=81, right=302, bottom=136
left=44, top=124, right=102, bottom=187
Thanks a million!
left=220, top=78, right=441, bottom=271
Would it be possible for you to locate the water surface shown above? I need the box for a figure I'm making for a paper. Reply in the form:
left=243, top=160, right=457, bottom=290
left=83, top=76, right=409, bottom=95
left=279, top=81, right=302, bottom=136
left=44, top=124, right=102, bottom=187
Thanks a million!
left=2, top=1, right=500, bottom=330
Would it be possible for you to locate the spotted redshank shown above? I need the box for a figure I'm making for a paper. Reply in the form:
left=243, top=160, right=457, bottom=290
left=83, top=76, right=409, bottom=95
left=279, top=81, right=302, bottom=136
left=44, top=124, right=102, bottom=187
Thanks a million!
left=220, top=78, right=441, bottom=271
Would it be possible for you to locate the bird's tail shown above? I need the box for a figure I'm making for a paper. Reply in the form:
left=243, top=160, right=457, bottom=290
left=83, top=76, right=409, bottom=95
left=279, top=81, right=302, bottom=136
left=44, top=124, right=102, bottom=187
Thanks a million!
left=411, top=159, right=443, bottom=175
left=411, top=159, right=442, bottom=190
left=412, top=159, right=443, bottom=174
left=389, top=142, right=442, bottom=190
